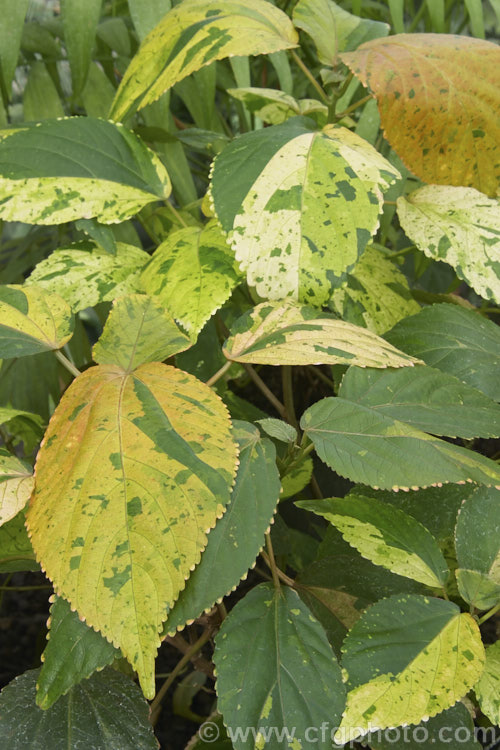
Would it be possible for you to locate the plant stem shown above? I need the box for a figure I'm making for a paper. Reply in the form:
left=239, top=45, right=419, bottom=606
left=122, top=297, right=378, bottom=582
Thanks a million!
left=290, top=50, right=329, bottom=103
left=262, top=543, right=295, bottom=589
left=335, top=94, right=372, bottom=119
left=241, top=364, right=287, bottom=418
left=282, top=366, right=298, bottom=430
left=478, top=602, right=500, bottom=625
left=55, top=349, right=81, bottom=379
left=205, top=360, right=232, bottom=387
left=265, top=532, right=281, bottom=591
left=388, top=244, right=416, bottom=260
left=167, top=201, right=188, bottom=228
left=411, top=290, right=476, bottom=310
left=0, top=584, right=53, bottom=591
left=307, top=365, right=335, bottom=390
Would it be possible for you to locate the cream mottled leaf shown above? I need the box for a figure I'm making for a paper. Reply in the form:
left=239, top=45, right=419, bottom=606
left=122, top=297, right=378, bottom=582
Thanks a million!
left=211, top=119, right=400, bottom=304
left=227, top=87, right=327, bottom=126
left=397, top=186, right=500, bottom=303
left=110, top=0, right=298, bottom=122
left=223, top=301, right=418, bottom=368
left=140, top=222, right=242, bottom=338
left=0, top=451, right=34, bottom=527
left=0, top=118, right=171, bottom=225
left=27, top=241, right=150, bottom=313
left=336, top=595, right=485, bottom=743
left=0, top=285, right=74, bottom=358
left=475, top=640, right=500, bottom=725
left=93, top=294, right=192, bottom=371
left=26, top=363, right=238, bottom=698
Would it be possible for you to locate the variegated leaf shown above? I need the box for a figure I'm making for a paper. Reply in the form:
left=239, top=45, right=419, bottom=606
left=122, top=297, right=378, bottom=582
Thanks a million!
left=227, top=87, right=327, bottom=126
left=26, top=363, right=238, bottom=698
left=0, top=451, right=34, bottom=527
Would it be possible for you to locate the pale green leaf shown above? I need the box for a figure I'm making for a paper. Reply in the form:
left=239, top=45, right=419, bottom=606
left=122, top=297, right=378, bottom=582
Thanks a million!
left=128, top=0, right=172, bottom=41
left=92, top=294, right=192, bottom=371
left=455, top=569, right=500, bottom=610
left=336, top=595, right=485, bottom=743
left=0, top=118, right=171, bottom=225
left=0, top=511, right=38, bottom=573
left=227, top=87, right=328, bottom=126
left=280, top=455, right=313, bottom=499
left=0, top=285, right=74, bottom=358
left=26, top=363, right=238, bottom=698
left=214, top=583, right=345, bottom=750
left=397, top=186, right=500, bottom=304
left=475, top=640, right=500, bottom=725
left=0, top=407, right=44, bottom=431
left=0, top=0, right=30, bottom=96
left=23, top=62, right=64, bottom=122
left=211, top=120, right=400, bottom=304
left=61, top=0, right=102, bottom=95
left=257, top=418, right=297, bottom=444
left=81, top=62, right=117, bottom=118
left=0, top=451, right=34, bottom=527
left=110, top=0, right=298, bottom=122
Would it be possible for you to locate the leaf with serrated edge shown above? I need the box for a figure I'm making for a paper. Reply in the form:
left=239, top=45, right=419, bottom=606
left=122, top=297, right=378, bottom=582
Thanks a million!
left=341, top=34, right=500, bottom=196
left=0, top=285, right=74, bottom=359
left=26, top=363, right=238, bottom=698
left=475, top=640, right=500, bottom=725
left=336, top=594, right=485, bottom=743
left=223, top=301, right=418, bottom=368
left=0, top=452, right=34, bottom=527
left=0, top=118, right=171, bottom=225
left=397, top=186, right=500, bottom=303
left=110, top=0, right=298, bottom=122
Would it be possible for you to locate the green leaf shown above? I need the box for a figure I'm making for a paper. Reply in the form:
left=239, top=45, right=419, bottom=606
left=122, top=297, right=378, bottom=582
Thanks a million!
left=74, top=219, right=117, bottom=256
left=92, top=294, right=192, bottom=371
left=23, top=62, right=65, bottom=122
left=339, top=364, right=500, bottom=438
left=329, top=245, right=420, bottom=334
left=336, top=595, right=485, bottom=743
left=223, top=301, right=418, bottom=368
left=61, top=0, right=102, bottom=96
left=214, top=583, right=346, bottom=750
left=397, top=186, right=500, bottom=304
left=0, top=667, right=158, bottom=750
left=26, top=363, right=238, bottom=698
left=0, top=118, right=171, bottom=225
left=280, top=456, right=313, bottom=499
left=81, top=62, right=117, bottom=118
left=0, top=512, right=38, bottom=573
left=0, top=351, right=60, bottom=422
left=0, top=285, right=74, bottom=358
left=211, top=120, right=400, bottom=304
left=36, top=595, right=119, bottom=710
left=301, top=396, right=500, bottom=490
left=186, top=713, right=233, bottom=749
left=298, top=495, right=449, bottom=588
left=27, top=241, right=150, bottom=313
left=455, top=569, right=500, bottom=611
left=128, top=0, right=171, bottom=41
left=257, top=418, right=297, bottom=444
left=475, top=640, right=500, bottom=725
left=110, top=0, right=298, bottom=122
left=140, top=221, right=242, bottom=338
left=227, top=87, right=328, bottom=126
left=385, top=304, right=500, bottom=401
left=163, top=421, right=279, bottom=633
left=293, top=0, right=389, bottom=67
left=0, top=451, right=34, bottom=527
left=0, top=0, right=30, bottom=96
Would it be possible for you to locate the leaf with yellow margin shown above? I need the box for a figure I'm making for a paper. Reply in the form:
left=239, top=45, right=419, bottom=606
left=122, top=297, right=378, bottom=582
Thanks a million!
left=0, top=451, right=34, bottom=527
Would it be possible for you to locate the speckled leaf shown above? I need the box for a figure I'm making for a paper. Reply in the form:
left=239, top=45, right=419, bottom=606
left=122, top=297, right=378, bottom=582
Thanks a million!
left=227, top=87, right=327, bottom=126
left=223, top=301, right=417, bottom=368
left=140, top=222, right=242, bottom=338
left=475, top=640, right=500, bottom=725
left=0, top=512, right=38, bottom=573
left=329, top=245, right=420, bottom=334
left=0, top=285, right=74, bottom=358
left=0, top=451, right=34, bottom=527
left=27, top=241, right=150, bottom=313
left=336, top=595, right=485, bottom=743
left=211, top=120, right=400, bottom=304
left=61, top=0, right=102, bottom=95
left=162, top=421, right=280, bottom=634
left=0, top=118, right=171, bottom=225
left=214, top=583, right=345, bottom=750
left=298, top=496, right=448, bottom=588
left=301, top=397, right=500, bottom=490
left=93, top=294, right=191, bottom=371
left=26, top=363, right=238, bottom=698
left=339, top=365, right=500, bottom=438
left=0, top=667, right=158, bottom=750
left=397, top=186, right=500, bottom=303
left=36, top=595, right=119, bottom=710
left=341, top=35, right=500, bottom=196
left=293, top=0, right=389, bottom=67
left=110, top=0, right=298, bottom=122
left=385, top=304, right=500, bottom=402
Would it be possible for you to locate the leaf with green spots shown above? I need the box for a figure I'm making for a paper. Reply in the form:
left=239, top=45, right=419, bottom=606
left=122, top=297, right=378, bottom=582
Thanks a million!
left=397, top=186, right=500, bottom=303
left=93, top=294, right=192, bottom=371
left=298, top=496, right=449, bottom=588
left=293, top=0, right=389, bottom=67
left=110, top=0, right=298, bottom=122
left=0, top=285, right=74, bottom=359
left=210, top=120, right=400, bottom=304
left=385, top=304, right=500, bottom=402
left=0, top=118, right=171, bottom=225
left=341, top=34, right=500, bottom=196
left=140, top=221, right=243, bottom=338
left=214, top=583, right=345, bottom=750
left=329, top=245, right=420, bottom=334
left=27, top=241, right=150, bottom=313
left=0, top=451, right=34, bottom=527
left=0, top=512, right=38, bottom=573
left=36, top=595, right=119, bottom=710
left=0, top=667, right=158, bottom=750
left=26, top=362, right=238, bottom=698
left=61, top=0, right=102, bottom=96
left=227, top=87, right=327, bottom=126
left=162, top=421, right=280, bottom=634
left=223, top=301, right=418, bottom=368
left=339, top=364, right=500, bottom=438
left=336, top=594, right=485, bottom=743
left=301, top=396, right=500, bottom=490
left=475, top=640, right=500, bottom=726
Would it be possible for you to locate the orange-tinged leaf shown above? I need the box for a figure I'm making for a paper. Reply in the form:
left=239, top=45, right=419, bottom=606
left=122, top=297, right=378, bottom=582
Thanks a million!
left=26, top=363, right=238, bottom=698
left=341, top=34, right=500, bottom=196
